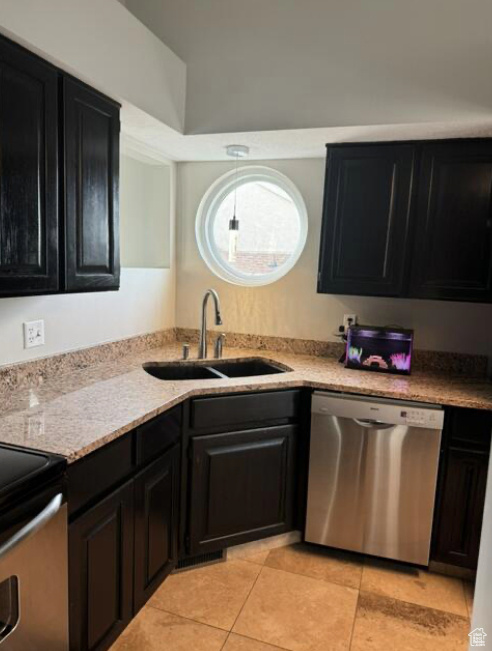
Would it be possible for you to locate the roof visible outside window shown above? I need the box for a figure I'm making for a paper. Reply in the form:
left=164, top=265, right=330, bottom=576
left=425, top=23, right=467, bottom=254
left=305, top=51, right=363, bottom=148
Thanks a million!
left=196, top=166, right=308, bottom=286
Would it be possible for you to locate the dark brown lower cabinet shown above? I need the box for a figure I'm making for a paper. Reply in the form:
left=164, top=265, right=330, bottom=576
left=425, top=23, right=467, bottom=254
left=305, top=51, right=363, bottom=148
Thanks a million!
left=69, top=480, right=134, bottom=651
left=134, top=444, right=180, bottom=613
left=433, top=448, right=489, bottom=569
left=187, top=425, right=297, bottom=554
left=432, top=408, right=491, bottom=570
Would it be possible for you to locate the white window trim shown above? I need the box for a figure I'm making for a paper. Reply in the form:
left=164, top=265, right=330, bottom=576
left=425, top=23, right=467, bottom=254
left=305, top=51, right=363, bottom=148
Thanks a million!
left=195, top=165, right=308, bottom=287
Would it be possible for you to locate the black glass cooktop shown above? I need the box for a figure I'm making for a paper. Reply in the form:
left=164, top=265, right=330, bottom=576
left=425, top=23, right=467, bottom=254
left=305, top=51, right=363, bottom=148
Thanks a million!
left=0, top=444, right=66, bottom=512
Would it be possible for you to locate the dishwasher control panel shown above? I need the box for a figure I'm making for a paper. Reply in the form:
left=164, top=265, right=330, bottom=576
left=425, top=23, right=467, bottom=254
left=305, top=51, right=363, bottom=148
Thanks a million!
left=312, top=392, right=445, bottom=430
left=399, top=408, right=440, bottom=427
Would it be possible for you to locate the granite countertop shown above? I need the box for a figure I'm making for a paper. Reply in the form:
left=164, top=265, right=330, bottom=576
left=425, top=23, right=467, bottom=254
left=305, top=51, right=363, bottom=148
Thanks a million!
left=0, top=342, right=491, bottom=463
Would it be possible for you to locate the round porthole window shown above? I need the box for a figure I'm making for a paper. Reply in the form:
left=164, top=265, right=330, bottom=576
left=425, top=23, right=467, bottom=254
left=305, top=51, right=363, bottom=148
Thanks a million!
left=196, top=166, right=308, bottom=286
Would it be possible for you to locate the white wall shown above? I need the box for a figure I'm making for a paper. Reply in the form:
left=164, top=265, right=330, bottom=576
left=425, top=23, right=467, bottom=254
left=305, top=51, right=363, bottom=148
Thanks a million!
left=0, top=154, right=178, bottom=368
left=177, top=159, right=492, bottom=358
left=120, top=155, right=171, bottom=268
left=0, top=0, right=186, bottom=133
left=0, top=3, right=183, bottom=367
left=0, top=269, right=175, bottom=367
left=126, top=0, right=492, bottom=135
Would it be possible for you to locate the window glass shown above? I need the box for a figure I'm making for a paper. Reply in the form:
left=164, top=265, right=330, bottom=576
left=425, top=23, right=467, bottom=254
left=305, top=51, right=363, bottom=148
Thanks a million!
left=196, top=167, right=308, bottom=286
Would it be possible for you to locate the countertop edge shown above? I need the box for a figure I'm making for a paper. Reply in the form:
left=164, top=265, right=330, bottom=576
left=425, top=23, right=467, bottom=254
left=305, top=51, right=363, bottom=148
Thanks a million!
left=64, top=373, right=490, bottom=464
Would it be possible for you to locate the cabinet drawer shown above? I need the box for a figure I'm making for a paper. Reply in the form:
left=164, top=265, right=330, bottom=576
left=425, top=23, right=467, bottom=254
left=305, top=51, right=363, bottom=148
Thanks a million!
left=68, top=432, right=134, bottom=517
left=136, top=405, right=181, bottom=467
left=190, top=390, right=301, bottom=431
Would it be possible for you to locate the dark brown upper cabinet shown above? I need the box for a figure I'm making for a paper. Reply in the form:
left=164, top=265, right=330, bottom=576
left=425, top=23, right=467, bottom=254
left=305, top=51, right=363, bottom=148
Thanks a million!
left=318, top=138, right=492, bottom=303
left=318, top=144, right=415, bottom=297
left=409, top=141, right=492, bottom=302
left=0, top=33, right=120, bottom=298
left=63, top=78, right=120, bottom=292
left=0, top=35, right=59, bottom=296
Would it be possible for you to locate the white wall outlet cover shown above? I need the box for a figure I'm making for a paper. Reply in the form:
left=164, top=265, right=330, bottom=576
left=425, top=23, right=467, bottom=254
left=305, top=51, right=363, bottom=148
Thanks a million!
left=23, top=320, right=45, bottom=349
left=343, top=314, right=358, bottom=331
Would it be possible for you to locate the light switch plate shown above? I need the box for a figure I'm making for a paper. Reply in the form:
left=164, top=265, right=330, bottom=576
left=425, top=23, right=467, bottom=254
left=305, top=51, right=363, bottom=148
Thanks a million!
left=23, top=320, right=45, bottom=349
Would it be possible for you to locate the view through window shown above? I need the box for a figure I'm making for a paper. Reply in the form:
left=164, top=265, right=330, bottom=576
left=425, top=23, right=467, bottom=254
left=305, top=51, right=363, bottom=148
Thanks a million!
left=196, top=167, right=308, bottom=286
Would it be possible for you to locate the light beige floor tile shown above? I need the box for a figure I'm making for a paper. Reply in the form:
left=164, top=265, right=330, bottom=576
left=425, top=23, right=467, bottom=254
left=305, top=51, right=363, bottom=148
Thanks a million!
left=265, top=543, right=363, bottom=589
left=351, top=592, right=470, bottom=651
left=229, top=549, right=271, bottom=565
left=110, top=606, right=227, bottom=651
left=463, top=581, right=475, bottom=618
left=233, top=566, right=358, bottom=651
left=361, top=558, right=468, bottom=617
left=227, top=534, right=302, bottom=564
left=149, top=560, right=261, bottom=631
left=223, top=633, right=287, bottom=651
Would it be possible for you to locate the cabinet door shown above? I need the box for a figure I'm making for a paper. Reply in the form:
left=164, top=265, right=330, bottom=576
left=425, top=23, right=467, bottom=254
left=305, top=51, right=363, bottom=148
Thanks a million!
left=63, top=77, right=120, bottom=292
left=134, top=444, right=180, bottom=613
left=433, top=448, right=488, bottom=569
left=188, top=425, right=297, bottom=554
left=0, top=35, right=59, bottom=295
left=409, top=141, right=492, bottom=302
left=69, top=480, right=134, bottom=651
left=318, top=144, right=415, bottom=297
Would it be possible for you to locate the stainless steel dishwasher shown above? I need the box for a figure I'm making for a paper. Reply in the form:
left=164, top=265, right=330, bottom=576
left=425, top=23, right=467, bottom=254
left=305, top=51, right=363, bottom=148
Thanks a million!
left=305, top=391, right=444, bottom=566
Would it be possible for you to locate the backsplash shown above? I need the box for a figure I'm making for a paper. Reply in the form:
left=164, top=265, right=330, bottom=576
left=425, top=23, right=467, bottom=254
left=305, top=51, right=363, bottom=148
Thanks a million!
left=0, top=328, right=177, bottom=394
left=0, top=327, right=487, bottom=396
left=175, top=328, right=489, bottom=378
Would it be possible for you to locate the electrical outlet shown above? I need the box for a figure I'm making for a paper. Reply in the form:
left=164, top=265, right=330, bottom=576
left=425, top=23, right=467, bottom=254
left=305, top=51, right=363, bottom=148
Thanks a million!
left=23, top=320, right=45, bottom=349
left=343, top=314, right=357, bottom=332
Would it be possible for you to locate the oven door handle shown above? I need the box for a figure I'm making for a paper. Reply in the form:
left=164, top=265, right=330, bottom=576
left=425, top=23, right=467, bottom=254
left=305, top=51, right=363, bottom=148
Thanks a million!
left=0, top=493, right=63, bottom=561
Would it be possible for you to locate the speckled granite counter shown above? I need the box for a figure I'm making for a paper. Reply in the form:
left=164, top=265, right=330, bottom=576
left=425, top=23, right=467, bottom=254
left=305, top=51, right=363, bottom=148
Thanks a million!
left=0, top=342, right=491, bottom=463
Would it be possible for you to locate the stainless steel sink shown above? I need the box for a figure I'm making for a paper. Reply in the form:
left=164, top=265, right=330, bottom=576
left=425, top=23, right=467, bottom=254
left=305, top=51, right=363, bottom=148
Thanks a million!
left=142, top=358, right=291, bottom=381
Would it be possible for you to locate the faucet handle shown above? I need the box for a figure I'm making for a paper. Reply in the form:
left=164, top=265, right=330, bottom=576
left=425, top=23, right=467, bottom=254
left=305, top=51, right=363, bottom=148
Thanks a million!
left=214, top=333, right=226, bottom=359
left=182, top=343, right=190, bottom=360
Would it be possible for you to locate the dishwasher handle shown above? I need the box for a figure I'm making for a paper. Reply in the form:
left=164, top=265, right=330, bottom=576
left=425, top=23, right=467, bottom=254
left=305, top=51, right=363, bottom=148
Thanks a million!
left=353, top=418, right=394, bottom=430
left=0, top=493, right=63, bottom=562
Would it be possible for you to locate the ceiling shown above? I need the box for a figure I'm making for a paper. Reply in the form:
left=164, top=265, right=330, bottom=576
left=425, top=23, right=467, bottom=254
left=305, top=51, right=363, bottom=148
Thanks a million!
left=121, top=103, right=492, bottom=162
left=124, top=0, right=492, bottom=138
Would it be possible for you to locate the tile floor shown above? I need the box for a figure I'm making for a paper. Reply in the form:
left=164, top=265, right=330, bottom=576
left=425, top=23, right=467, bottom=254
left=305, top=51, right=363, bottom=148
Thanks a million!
left=110, top=543, right=475, bottom=651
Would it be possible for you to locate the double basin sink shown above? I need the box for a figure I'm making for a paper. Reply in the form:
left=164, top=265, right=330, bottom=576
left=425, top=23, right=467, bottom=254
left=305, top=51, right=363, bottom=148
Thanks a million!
left=143, top=358, right=292, bottom=381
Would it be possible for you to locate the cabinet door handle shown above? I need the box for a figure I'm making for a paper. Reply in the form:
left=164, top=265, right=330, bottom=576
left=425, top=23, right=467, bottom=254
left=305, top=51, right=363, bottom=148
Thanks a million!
left=0, top=493, right=63, bottom=561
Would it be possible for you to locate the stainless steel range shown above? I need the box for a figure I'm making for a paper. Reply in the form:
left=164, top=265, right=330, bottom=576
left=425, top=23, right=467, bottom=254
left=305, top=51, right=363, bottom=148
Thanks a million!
left=0, top=445, right=68, bottom=650
left=305, top=392, right=444, bottom=566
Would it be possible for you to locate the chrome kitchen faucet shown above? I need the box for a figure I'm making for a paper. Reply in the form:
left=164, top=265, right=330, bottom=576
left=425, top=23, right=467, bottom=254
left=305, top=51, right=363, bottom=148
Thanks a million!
left=198, top=289, right=222, bottom=359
